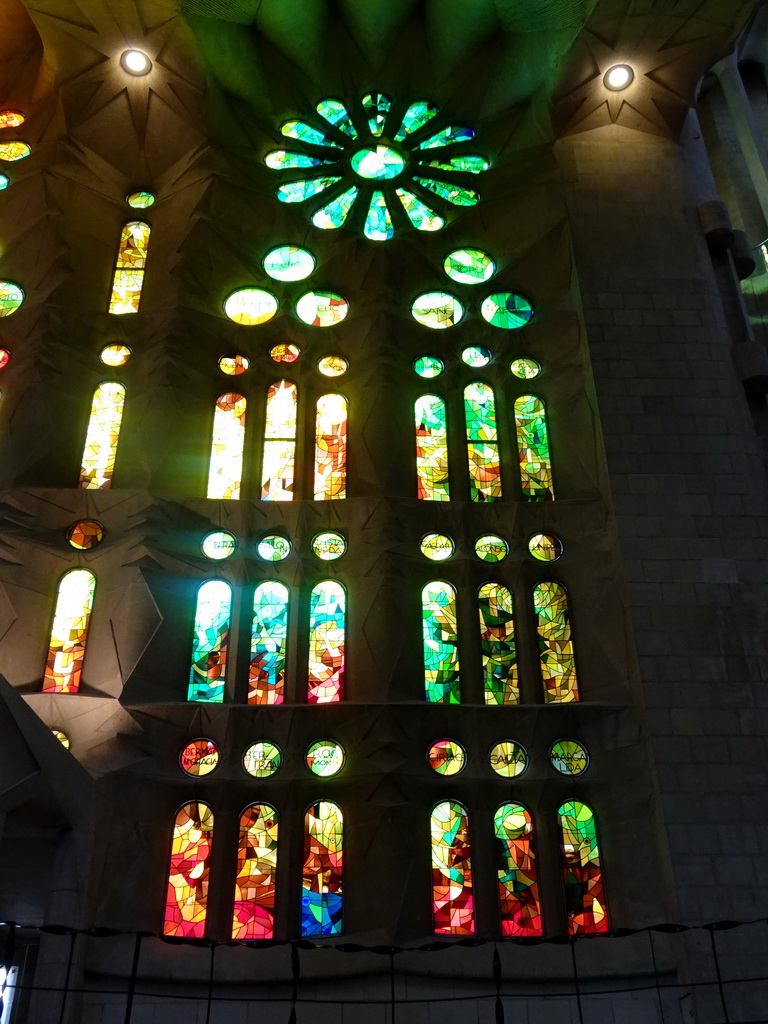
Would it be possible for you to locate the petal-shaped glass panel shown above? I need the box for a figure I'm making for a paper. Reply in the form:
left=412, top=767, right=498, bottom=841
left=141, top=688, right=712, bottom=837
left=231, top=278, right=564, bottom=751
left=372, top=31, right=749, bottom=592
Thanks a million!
left=417, top=127, right=474, bottom=149
left=363, top=190, right=394, bottom=240
left=316, top=98, right=358, bottom=138
left=312, top=186, right=359, bottom=229
left=276, top=176, right=342, bottom=203
left=280, top=120, right=342, bottom=148
left=396, top=188, right=444, bottom=231
left=415, top=177, right=479, bottom=206
left=422, top=154, right=489, bottom=173
left=394, top=100, right=438, bottom=141
left=265, top=150, right=338, bottom=170
left=362, top=92, right=391, bottom=135
left=411, top=291, right=463, bottom=330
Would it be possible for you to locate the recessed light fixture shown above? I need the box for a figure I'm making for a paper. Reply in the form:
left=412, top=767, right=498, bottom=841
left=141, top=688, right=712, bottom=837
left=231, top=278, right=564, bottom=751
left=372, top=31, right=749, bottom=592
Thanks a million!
left=604, top=64, right=634, bottom=91
left=120, top=50, right=151, bottom=76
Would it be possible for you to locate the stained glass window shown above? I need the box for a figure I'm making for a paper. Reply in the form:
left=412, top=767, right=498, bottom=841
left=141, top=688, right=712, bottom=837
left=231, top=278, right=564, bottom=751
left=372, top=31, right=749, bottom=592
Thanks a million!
left=550, top=739, right=589, bottom=776
left=224, top=288, right=278, bottom=326
left=249, top=581, right=288, bottom=705
left=179, top=739, right=219, bottom=776
left=201, top=530, right=237, bottom=560
left=427, top=740, right=465, bottom=775
left=557, top=800, right=608, bottom=934
left=270, top=344, right=300, bottom=364
left=305, top=740, right=345, bottom=777
left=314, top=394, right=347, bottom=500
left=164, top=802, right=214, bottom=938
left=243, top=742, right=283, bottom=777
left=218, top=354, right=249, bottom=375
left=415, top=395, right=450, bottom=501
left=42, top=569, right=96, bottom=693
left=364, top=190, right=394, bottom=240
left=464, top=382, right=501, bottom=502
left=414, top=177, right=479, bottom=207
left=514, top=395, right=554, bottom=501
left=422, top=581, right=460, bottom=703
left=529, top=533, right=562, bottom=561
left=312, top=186, right=359, bottom=229
left=312, top=532, right=347, bottom=560
left=188, top=580, right=231, bottom=703
left=308, top=581, right=345, bottom=703
left=66, top=520, right=103, bottom=550
left=411, top=291, right=463, bottom=329
left=99, top=344, right=131, bottom=366
left=414, top=356, right=443, bottom=378
left=479, top=583, right=518, bottom=705
left=424, top=154, right=488, bottom=173
left=126, top=190, right=155, bottom=209
left=232, top=803, right=278, bottom=940
left=489, top=741, right=528, bottom=777
left=534, top=582, right=579, bottom=703
left=263, top=245, right=315, bottom=281
left=0, top=111, right=25, bottom=128
left=510, top=357, right=541, bottom=379
left=277, top=176, right=342, bottom=203
left=362, top=92, right=391, bottom=135
left=302, top=801, right=343, bottom=936
left=443, top=248, right=495, bottom=283
left=481, top=292, right=534, bottom=329
left=266, top=150, right=338, bottom=170
left=207, top=393, right=246, bottom=500
left=461, top=346, right=491, bottom=368
left=494, top=803, right=542, bottom=936
left=318, top=355, right=348, bottom=377
left=0, top=142, right=31, bottom=161
left=418, top=126, right=474, bottom=149
left=396, top=189, right=444, bottom=231
left=421, top=533, right=454, bottom=560
left=0, top=281, right=23, bottom=317
left=262, top=381, right=297, bottom=500
left=109, top=221, right=150, bottom=314
left=474, top=535, right=508, bottom=562
left=316, top=98, right=357, bottom=138
left=431, top=801, right=474, bottom=935
left=295, top=291, right=349, bottom=327
left=280, top=120, right=342, bottom=148
left=78, top=382, right=126, bottom=489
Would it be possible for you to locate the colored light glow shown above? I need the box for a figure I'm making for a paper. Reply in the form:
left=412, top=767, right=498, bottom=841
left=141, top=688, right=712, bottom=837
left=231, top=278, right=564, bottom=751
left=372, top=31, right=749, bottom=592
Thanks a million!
left=414, top=356, right=443, bottom=378
left=0, top=111, right=25, bottom=129
left=511, top=357, right=541, bottom=379
left=257, top=534, right=291, bottom=561
left=109, top=221, right=150, bottom=314
left=262, top=381, right=297, bottom=500
left=66, top=520, right=104, bottom=550
left=187, top=580, right=231, bottom=703
left=422, top=581, right=460, bottom=703
left=558, top=801, right=608, bottom=934
left=0, top=142, right=31, bottom=162
left=277, top=176, right=342, bottom=203
left=164, top=802, right=213, bottom=938
left=529, top=533, right=562, bottom=561
left=296, top=291, right=349, bottom=327
left=0, top=174, right=8, bottom=190
left=479, top=582, right=518, bottom=705
left=474, top=535, right=508, bottom=562
left=394, top=100, right=437, bottom=141
left=281, top=120, right=342, bottom=148
left=550, top=739, right=589, bottom=775
left=43, top=569, right=96, bottom=693
left=201, top=530, right=237, bottom=560
left=417, top=126, right=474, bottom=149
left=420, top=533, right=454, bottom=561
left=224, top=288, right=278, bottom=326
left=415, top=395, right=450, bottom=501
left=515, top=396, right=554, bottom=500
left=489, top=741, right=528, bottom=778
left=232, top=803, right=278, bottom=940
left=534, top=581, right=579, bottom=703
left=206, top=393, right=246, bottom=500
left=397, top=188, right=444, bottom=231
left=318, top=355, right=348, bottom=377
left=0, top=349, right=9, bottom=369
left=465, top=382, right=501, bottom=502
left=314, top=393, right=347, bottom=500
left=243, top=742, right=283, bottom=777
left=308, top=581, right=345, bottom=703
left=444, top=249, right=495, bottom=283
left=362, top=92, right=391, bottom=135
left=126, top=190, right=155, bottom=209
left=219, top=354, right=249, bottom=375
left=120, top=49, right=151, bottom=75
left=495, top=803, right=542, bottom=936
left=411, top=291, right=463, bottom=329
left=461, top=346, right=491, bottom=368
left=302, top=801, right=343, bottom=936
left=431, top=801, right=474, bottom=934
left=481, top=292, right=534, bottom=329
left=0, top=281, right=24, bottom=317
left=364, top=190, right=394, bottom=240
left=266, top=150, right=338, bottom=171
left=52, top=729, right=70, bottom=748
left=312, top=531, right=346, bottom=560
left=78, top=382, right=126, bottom=489
left=422, top=154, right=488, bottom=173
left=249, top=581, right=288, bottom=705
left=415, top=177, right=478, bottom=207
left=427, top=739, right=465, bottom=776
left=317, top=98, right=358, bottom=138
left=306, top=740, right=345, bottom=777
left=270, top=344, right=300, bottom=364
left=312, top=186, right=359, bottom=229
left=179, top=738, right=219, bottom=777
left=351, top=145, right=405, bottom=179
left=99, top=344, right=131, bottom=366
left=263, top=245, right=316, bottom=281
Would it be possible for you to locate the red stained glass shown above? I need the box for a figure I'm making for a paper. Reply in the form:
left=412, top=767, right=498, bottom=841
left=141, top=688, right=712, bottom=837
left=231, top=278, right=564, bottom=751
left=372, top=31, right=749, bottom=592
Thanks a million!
left=431, top=801, right=474, bottom=935
left=232, top=803, right=278, bottom=940
left=164, top=802, right=214, bottom=938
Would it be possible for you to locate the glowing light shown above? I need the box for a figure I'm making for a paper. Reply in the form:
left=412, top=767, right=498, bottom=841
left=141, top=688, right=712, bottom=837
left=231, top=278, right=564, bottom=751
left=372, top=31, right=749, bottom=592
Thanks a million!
left=474, top=535, right=508, bottom=562
left=308, top=581, right=345, bottom=703
left=421, top=533, right=454, bottom=560
left=604, top=64, right=633, bottom=90
left=489, top=741, right=528, bottom=778
left=120, top=49, right=151, bottom=75
left=415, top=395, right=450, bottom=501
left=207, top=393, right=246, bottom=500
left=263, top=245, right=315, bottom=281
left=351, top=145, right=405, bottom=179
left=464, top=382, right=501, bottom=502
left=187, top=580, right=231, bottom=703
left=126, top=190, right=155, bottom=208
left=109, top=221, right=150, bottom=314
left=557, top=801, right=609, bottom=934
left=550, top=739, right=589, bottom=775
left=306, top=740, right=345, bottom=777
left=180, top=739, right=219, bottom=777
left=431, top=802, right=474, bottom=934
left=510, top=357, right=541, bottom=379
left=232, top=804, right=278, bottom=939
left=262, top=381, right=297, bottom=500
left=224, top=288, right=278, bottom=326
left=99, top=344, right=131, bottom=366
left=270, top=344, right=300, bottom=363
left=422, top=581, right=459, bottom=703
left=42, top=569, right=96, bottom=693
left=427, top=739, right=465, bottom=775
left=528, top=533, right=562, bottom=561
left=296, top=291, right=349, bottom=327
left=479, top=582, right=518, bottom=705
left=249, top=581, right=288, bottom=705
left=495, top=803, right=542, bottom=936
left=257, top=534, right=291, bottom=561
left=0, top=142, right=31, bottom=162
left=164, top=802, right=213, bottom=937
left=414, top=356, right=443, bottom=378
left=318, top=355, right=348, bottom=377
left=243, top=742, right=282, bottom=777
left=302, top=802, right=343, bottom=936
left=66, top=520, right=103, bottom=550
left=411, top=292, right=463, bottom=329
left=534, top=581, right=579, bottom=703
left=78, top=382, right=126, bottom=489
left=314, top=393, right=347, bottom=500
left=201, top=530, right=237, bottom=560
left=218, top=354, right=249, bottom=375
left=0, top=111, right=25, bottom=129
left=0, top=281, right=24, bottom=317
left=515, top=395, right=554, bottom=500
left=312, top=531, right=346, bottom=560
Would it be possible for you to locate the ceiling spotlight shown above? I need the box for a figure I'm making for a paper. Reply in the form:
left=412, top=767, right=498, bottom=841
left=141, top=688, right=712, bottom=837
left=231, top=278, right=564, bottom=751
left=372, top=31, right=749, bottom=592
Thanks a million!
left=604, top=64, right=634, bottom=91
left=120, top=50, right=151, bottom=76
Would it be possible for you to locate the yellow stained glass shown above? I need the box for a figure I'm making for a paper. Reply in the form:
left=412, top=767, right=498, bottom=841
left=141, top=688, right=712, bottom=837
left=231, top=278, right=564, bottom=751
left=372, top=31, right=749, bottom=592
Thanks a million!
left=108, top=221, right=150, bottom=314
left=207, top=393, right=247, bottom=500
left=0, top=141, right=31, bottom=161
left=43, top=569, right=96, bottom=693
left=78, top=382, right=126, bottom=489
left=262, top=381, right=297, bottom=500
left=314, top=393, right=347, bottom=500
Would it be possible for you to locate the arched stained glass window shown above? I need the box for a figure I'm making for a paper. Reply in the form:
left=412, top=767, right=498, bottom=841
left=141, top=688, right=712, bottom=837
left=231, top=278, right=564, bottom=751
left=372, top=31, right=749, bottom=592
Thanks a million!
left=557, top=800, right=608, bottom=935
left=431, top=801, right=474, bottom=935
left=42, top=569, right=96, bottom=693
left=249, top=581, right=288, bottom=705
left=188, top=580, right=231, bottom=703
left=302, top=801, right=343, bottom=936
left=308, top=581, right=345, bottom=703
left=109, top=220, right=151, bottom=314
left=479, top=583, right=518, bottom=705
left=415, top=395, right=450, bottom=501
left=464, top=382, right=501, bottom=501
left=262, top=381, right=297, bottom=500
left=494, top=803, right=542, bottom=936
left=207, top=393, right=247, bottom=500
left=78, top=382, right=126, bottom=489
left=533, top=581, right=579, bottom=703
left=232, top=803, right=278, bottom=940
left=422, top=581, right=460, bottom=704
left=164, top=802, right=214, bottom=938
left=514, top=395, right=554, bottom=500
left=314, top=393, right=347, bottom=500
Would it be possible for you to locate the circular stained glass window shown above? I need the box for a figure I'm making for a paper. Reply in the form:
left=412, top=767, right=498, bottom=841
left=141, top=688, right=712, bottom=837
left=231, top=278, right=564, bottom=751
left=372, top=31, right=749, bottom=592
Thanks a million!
left=461, top=345, right=491, bottom=368
left=0, top=348, right=10, bottom=369
left=510, top=357, right=541, bottom=379
left=350, top=145, right=406, bottom=179
left=420, top=533, right=454, bottom=561
left=549, top=739, right=589, bottom=776
left=257, top=534, right=291, bottom=561
left=0, top=282, right=24, bottom=318
left=52, top=729, right=70, bottom=749
left=318, top=355, right=348, bottom=377
left=474, top=534, right=508, bottom=562
left=180, top=738, right=219, bottom=777
left=243, top=741, right=283, bottom=778
left=126, top=190, right=155, bottom=209
left=312, top=531, right=346, bottom=560
left=99, top=344, right=131, bottom=367
left=413, top=356, right=443, bottom=378
left=489, top=740, right=528, bottom=778
left=219, top=354, right=249, bottom=375
left=224, top=288, right=279, bottom=326
left=480, top=292, right=533, bottom=329
left=411, top=291, right=463, bottom=330
left=306, top=740, right=345, bottom=777
left=66, top=520, right=104, bottom=550
left=201, top=530, right=237, bottom=560
left=427, top=739, right=466, bottom=776
left=0, top=174, right=8, bottom=191
left=444, top=248, right=495, bottom=284
left=528, top=533, right=562, bottom=561
left=263, top=245, right=316, bottom=281
left=295, top=291, right=349, bottom=327
left=270, top=343, right=301, bottom=363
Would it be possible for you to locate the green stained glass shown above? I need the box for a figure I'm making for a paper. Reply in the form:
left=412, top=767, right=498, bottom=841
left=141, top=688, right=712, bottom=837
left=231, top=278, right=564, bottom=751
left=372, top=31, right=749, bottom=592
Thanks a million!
left=557, top=801, right=608, bottom=935
left=280, top=120, right=342, bottom=148
left=479, top=582, right=518, bottom=705
left=0, top=281, right=24, bottom=317
left=126, top=190, right=155, bottom=208
left=495, top=803, right=542, bottom=937
left=421, top=533, right=454, bottom=561
left=550, top=739, right=589, bottom=776
left=431, top=801, right=474, bottom=935
left=423, top=154, right=489, bottom=174
left=461, top=346, right=491, bottom=368
left=396, top=188, right=444, bottom=231
left=444, top=248, right=495, bottom=284
left=351, top=146, right=405, bottom=180
left=249, top=581, right=288, bottom=704
left=415, top=177, right=478, bottom=207
left=188, top=580, right=231, bottom=703
left=0, top=174, right=8, bottom=190
left=417, top=126, right=474, bottom=149
left=263, top=245, right=315, bottom=281
left=243, top=741, right=283, bottom=777
left=511, top=357, right=541, bottom=379
left=414, top=356, right=444, bottom=378
left=464, top=383, right=501, bottom=501
left=422, top=581, right=460, bottom=703
left=514, top=395, right=554, bottom=500
left=364, top=191, right=393, bottom=240
left=265, top=150, right=338, bottom=170
left=262, top=381, right=297, bottom=500
left=201, top=530, right=237, bottom=560
left=276, top=176, right=341, bottom=204
left=316, top=99, right=358, bottom=138
left=534, top=582, right=578, bottom=703
left=306, top=740, right=345, bottom=777
left=411, top=291, right=463, bottom=330
left=489, top=741, right=527, bottom=778
left=415, top=395, right=450, bottom=501
left=394, top=100, right=437, bottom=141
left=257, top=534, right=291, bottom=561
left=481, top=292, right=534, bottom=329
left=312, top=531, right=347, bottom=560
left=529, top=533, right=562, bottom=561
left=362, top=92, right=391, bottom=135
left=427, top=739, right=465, bottom=775
left=475, top=535, right=508, bottom=563
left=312, top=186, right=359, bottom=229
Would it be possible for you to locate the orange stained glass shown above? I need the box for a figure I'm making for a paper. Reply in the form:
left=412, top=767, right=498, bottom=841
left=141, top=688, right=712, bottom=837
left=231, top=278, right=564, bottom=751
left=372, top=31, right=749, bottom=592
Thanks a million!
left=232, top=803, right=279, bottom=939
left=78, top=382, right=126, bottom=489
left=207, top=393, right=247, bottom=499
left=494, top=802, right=542, bottom=936
left=557, top=800, right=609, bottom=935
left=164, top=802, right=214, bottom=938
left=308, top=581, right=345, bottom=703
left=262, top=381, right=297, bottom=500
left=108, top=220, right=151, bottom=314
left=0, top=111, right=25, bottom=129
left=43, top=569, right=96, bottom=693
left=431, top=801, right=474, bottom=935
left=66, top=519, right=104, bottom=549
left=314, top=394, right=347, bottom=500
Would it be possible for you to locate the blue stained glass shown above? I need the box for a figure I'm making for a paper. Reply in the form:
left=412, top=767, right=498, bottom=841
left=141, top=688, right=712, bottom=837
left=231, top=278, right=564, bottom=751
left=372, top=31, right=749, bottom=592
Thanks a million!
left=317, top=99, right=358, bottom=138
left=249, top=581, right=289, bottom=705
left=312, top=186, right=359, bottom=229
left=302, top=890, right=343, bottom=936
left=188, top=580, right=231, bottom=703
left=362, top=92, right=391, bottom=136
left=280, top=120, right=343, bottom=148
left=422, top=154, right=489, bottom=174
left=265, top=150, right=338, bottom=170
left=364, top=191, right=394, bottom=240
left=276, top=177, right=341, bottom=203
left=417, top=127, right=474, bottom=149
left=394, top=100, right=438, bottom=141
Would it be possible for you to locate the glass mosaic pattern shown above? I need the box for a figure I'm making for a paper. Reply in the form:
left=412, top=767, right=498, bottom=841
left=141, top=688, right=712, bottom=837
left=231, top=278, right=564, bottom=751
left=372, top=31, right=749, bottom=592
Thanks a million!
left=201, top=530, right=236, bottom=560
left=126, top=190, right=155, bottom=208
left=43, top=569, right=95, bottom=693
left=424, top=154, right=488, bottom=173
left=296, top=291, right=349, bottom=327
left=232, top=804, right=278, bottom=940
left=109, top=221, right=150, bottom=314
left=550, top=739, right=589, bottom=776
left=224, top=288, right=278, bottom=326
left=464, top=382, right=501, bottom=501
left=207, top=393, right=246, bottom=500
left=363, top=92, right=391, bottom=135
left=422, top=581, right=460, bottom=703
left=262, top=381, right=297, bottom=500
left=263, top=245, right=315, bottom=281
left=495, top=803, right=542, bottom=936
left=534, top=582, right=579, bottom=703
left=0, top=281, right=24, bottom=317
left=474, top=535, right=508, bottom=562
left=308, top=581, right=345, bottom=703
left=394, top=101, right=437, bottom=140
left=306, top=740, right=345, bottom=777
left=318, top=355, right=348, bottom=377
left=0, top=142, right=31, bottom=161
left=302, top=801, right=343, bottom=936
left=312, top=186, right=359, bottom=229
left=312, top=532, right=347, bottom=560
left=514, top=396, right=554, bottom=500
left=557, top=801, right=608, bottom=934
left=411, top=291, right=463, bottom=329
left=66, top=520, right=103, bottom=550
left=529, top=533, right=562, bottom=561
left=219, top=354, right=249, bottom=375
left=510, top=357, right=541, bottom=379
left=351, top=146, right=404, bottom=179
left=78, top=382, right=125, bottom=489
left=266, top=150, right=338, bottom=170
left=314, top=394, right=347, bottom=500
left=396, top=189, right=444, bottom=231
left=0, top=111, right=25, bottom=128
left=418, top=126, right=474, bottom=149
left=243, top=742, right=283, bottom=777
left=277, top=176, right=342, bottom=203
left=270, top=344, right=300, bottom=363
left=179, top=739, right=219, bottom=777
left=317, top=98, right=357, bottom=137
left=427, top=739, right=465, bottom=775
left=461, top=346, right=490, bottom=367
left=280, top=120, right=343, bottom=148
left=414, top=177, right=478, bottom=207
left=479, top=583, right=518, bottom=705
left=257, top=535, right=291, bottom=561
left=364, top=190, right=394, bottom=241
left=489, top=741, right=528, bottom=778
left=99, top=344, right=131, bottom=366
left=188, top=580, right=231, bottom=703
left=249, top=581, right=288, bottom=705
left=0, top=349, right=8, bottom=369
left=421, top=533, right=454, bottom=560
left=414, top=356, right=443, bottom=378
left=164, top=802, right=213, bottom=938
left=444, top=248, right=495, bottom=284
left=481, top=292, right=534, bottom=329
left=415, top=395, right=450, bottom=501
left=431, top=801, right=474, bottom=934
